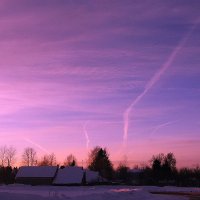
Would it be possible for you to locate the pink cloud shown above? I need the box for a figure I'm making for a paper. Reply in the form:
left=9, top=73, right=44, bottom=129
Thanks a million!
left=0, top=1, right=199, bottom=168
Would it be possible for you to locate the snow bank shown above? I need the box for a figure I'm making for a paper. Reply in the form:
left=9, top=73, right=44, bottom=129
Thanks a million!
left=0, top=185, right=192, bottom=200
left=0, top=192, right=49, bottom=200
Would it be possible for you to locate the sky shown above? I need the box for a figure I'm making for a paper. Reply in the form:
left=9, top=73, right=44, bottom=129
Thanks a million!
left=0, top=0, right=200, bottom=168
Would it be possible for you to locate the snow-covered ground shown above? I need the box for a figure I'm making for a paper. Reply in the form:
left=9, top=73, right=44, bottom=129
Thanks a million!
left=0, top=185, right=199, bottom=200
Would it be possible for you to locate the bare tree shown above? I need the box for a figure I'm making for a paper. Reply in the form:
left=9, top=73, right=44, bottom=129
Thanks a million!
left=6, top=146, right=16, bottom=167
left=48, top=153, right=57, bottom=166
left=38, top=155, right=49, bottom=166
left=0, top=146, right=7, bottom=167
left=0, top=146, right=16, bottom=167
left=38, top=153, right=57, bottom=166
left=22, top=147, right=37, bottom=166
left=64, top=154, right=77, bottom=166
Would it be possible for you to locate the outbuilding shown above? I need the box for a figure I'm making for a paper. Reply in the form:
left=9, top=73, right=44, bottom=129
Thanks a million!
left=85, top=169, right=99, bottom=184
left=15, top=166, right=58, bottom=185
left=53, top=166, right=84, bottom=185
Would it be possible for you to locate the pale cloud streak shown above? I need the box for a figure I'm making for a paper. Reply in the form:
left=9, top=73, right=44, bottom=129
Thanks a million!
left=149, top=121, right=178, bottom=137
left=23, top=137, right=50, bottom=154
left=83, top=121, right=90, bottom=150
left=123, top=20, right=199, bottom=145
left=0, top=1, right=199, bottom=167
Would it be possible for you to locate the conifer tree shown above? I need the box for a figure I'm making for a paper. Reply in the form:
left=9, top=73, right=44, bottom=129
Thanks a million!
left=88, top=146, right=113, bottom=180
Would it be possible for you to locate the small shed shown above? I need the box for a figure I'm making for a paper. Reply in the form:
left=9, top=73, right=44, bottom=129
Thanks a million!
left=15, top=166, right=58, bottom=185
left=85, top=169, right=99, bottom=184
left=53, top=166, right=84, bottom=185
left=128, top=168, right=144, bottom=185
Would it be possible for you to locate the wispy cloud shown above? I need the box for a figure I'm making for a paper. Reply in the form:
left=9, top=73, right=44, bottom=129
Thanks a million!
left=23, top=137, right=50, bottom=154
left=149, top=120, right=178, bottom=137
left=83, top=121, right=90, bottom=150
left=0, top=1, right=199, bottom=167
left=123, top=20, right=199, bottom=145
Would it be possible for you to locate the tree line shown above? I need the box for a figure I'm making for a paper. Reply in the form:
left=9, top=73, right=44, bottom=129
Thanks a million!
left=116, top=152, right=200, bottom=187
left=0, top=146, right=78, bottom=167
left=0, top=145, right=199, bottom=186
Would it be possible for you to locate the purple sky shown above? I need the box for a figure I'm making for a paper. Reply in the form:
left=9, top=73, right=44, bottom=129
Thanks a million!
left=0, top=0, right=200, bottom=168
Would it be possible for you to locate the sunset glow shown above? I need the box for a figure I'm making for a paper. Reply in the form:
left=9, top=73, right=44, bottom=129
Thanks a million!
left=0, top=0, right=200, bottom=168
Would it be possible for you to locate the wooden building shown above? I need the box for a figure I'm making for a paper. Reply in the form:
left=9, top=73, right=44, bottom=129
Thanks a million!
left=15, top=166, right=100, bottom=185
left=53, top=166, right=84, bottom=185
left=15, top=166, right=58, bottom=185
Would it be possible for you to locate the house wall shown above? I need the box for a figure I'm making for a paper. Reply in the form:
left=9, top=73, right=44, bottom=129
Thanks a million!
left=15, top=177, right=53, bottom=185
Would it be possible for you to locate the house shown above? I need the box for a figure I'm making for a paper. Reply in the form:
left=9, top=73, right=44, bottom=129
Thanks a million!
left=15, top=166, right=100, bottom=185
left=15, top=166, right=58, bottom=185
left=53, top=166, right=84, bottom=185
left=53, top=166, right=101, bottom=185
left=128, top=168, right=144, bottom=185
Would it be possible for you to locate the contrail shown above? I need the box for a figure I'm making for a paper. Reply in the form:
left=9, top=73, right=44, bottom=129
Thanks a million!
left=150, top=120, right=178, bottom=137
left=123, top=21, right=198, bottom=145
left=23, top=137, right=50, bottom=154
left=83, top=121, right=90, bottom=150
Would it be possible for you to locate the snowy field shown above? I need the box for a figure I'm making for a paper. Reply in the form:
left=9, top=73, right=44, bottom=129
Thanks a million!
left=0, top=185, right=199, bottom=200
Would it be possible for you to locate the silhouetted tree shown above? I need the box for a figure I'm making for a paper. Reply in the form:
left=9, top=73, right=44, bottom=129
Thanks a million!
left=0, top=146, right=7, bottom=167
left=151, top=153, right=164, bottom=171
left=193, top=166, right=200, bottom=187
left=151, top=153, right=164, bottom=182
left=116, top=163, right=130, bottom=183
left=4, top=166, right=12, bottom=184
left=64, top=154, right=77, bottom=166
left=178, top=167, right=192, bottom=186
left=88, top=146, right=113, bottom=180
left=162, top=152, right=176, bottom=180
left=38, top=153, right=57, bottom=166
left=6, top=146, right=16, bottom=167
left=0, top=166, right=18, bottom=184
left=22, top=147, right=37, bottom=166
left=0, top=146, right=16, bottom=167
left=150, top=153, right=177, bottom=184
left=87, top=146, right=100, bottom=166
left=139, top=165, right=154, bottom=185
left=0, top=167, right=5, bottom=183
left=164, top=153, right=176, bottom=169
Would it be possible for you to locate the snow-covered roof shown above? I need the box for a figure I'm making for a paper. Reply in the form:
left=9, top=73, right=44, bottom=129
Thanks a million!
left=16, top=166, right=58, bottom=178
left=53, top=166, right=83, bottom=184
left=85, top=169, right=99, bottom=183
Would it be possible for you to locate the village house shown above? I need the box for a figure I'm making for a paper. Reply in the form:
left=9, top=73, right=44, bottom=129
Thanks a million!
left=15, top=166, right=58, bottom=185
left=15, top=166, right=99, bottom=185
left=53, top=166, right=84, bottom=185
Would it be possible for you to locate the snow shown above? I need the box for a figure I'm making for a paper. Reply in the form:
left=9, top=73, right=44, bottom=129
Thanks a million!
left=13, top=167, right=200, bottom=199
left=0, top=185, right=197, bottom=200
left=16, top=166, right=58, bottom=178
left=53, top=166, right=83, bottom=185
left=140, top=185, right=200, bottom=193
